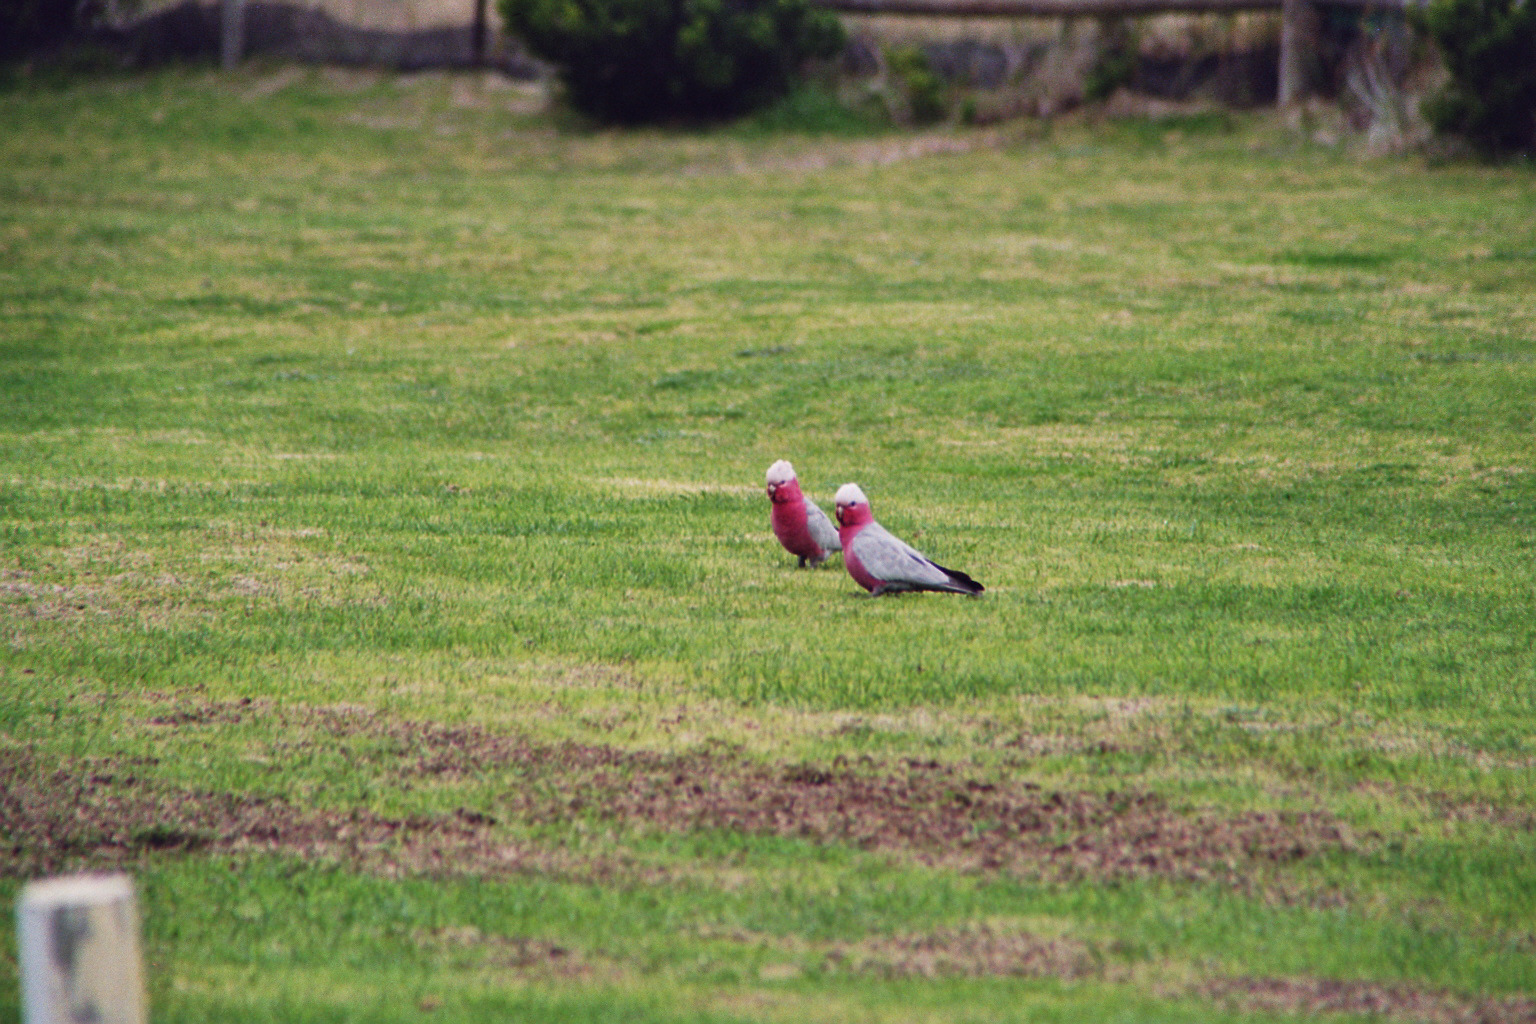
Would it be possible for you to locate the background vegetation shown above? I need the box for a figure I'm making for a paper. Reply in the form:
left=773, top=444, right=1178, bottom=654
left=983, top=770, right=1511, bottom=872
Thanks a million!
left=1, top=67, right=1533, bottom=1022
left=1413, top=0, right=1536, bottom=157
left=499, top=0, right=846, bottom=122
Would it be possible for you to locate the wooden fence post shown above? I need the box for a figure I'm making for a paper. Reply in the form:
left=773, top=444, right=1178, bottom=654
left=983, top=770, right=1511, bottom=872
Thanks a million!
left=220, top=0, right=246, bottom=69
left=17, top=874, right=147, bottom=1024
left=1278, top=0, right=1317, bottom=105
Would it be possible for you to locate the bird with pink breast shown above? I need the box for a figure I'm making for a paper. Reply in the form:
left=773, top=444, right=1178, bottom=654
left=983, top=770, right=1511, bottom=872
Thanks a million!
left=765, top=460, right=983, bottom=597
left=765, top=459, right=842, bottom=569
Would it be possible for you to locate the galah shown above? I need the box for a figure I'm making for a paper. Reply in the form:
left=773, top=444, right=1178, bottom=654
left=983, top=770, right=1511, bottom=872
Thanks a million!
left=834, top=483, right=984, bottom=596
left=765, top=460, right=842, bottom=567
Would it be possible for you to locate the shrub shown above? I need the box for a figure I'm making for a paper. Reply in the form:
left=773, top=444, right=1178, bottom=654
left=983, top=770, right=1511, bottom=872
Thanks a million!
left=1412, top=0, right=1536, bottom=157
left=501, top=0, right=846, bottom=124
left=885, top=45, right=946, bottom=125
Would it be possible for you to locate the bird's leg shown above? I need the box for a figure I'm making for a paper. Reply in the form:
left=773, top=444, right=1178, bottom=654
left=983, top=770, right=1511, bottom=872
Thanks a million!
left=797, top=556, right=808, bottom=568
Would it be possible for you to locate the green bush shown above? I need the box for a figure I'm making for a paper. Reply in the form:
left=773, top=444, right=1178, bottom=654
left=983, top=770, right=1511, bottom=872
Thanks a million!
left=1412, top=0, right=1536, bottom=157
left=501, top=0, right=846, bottom=124
left=885, top=45, right=946, bottom=125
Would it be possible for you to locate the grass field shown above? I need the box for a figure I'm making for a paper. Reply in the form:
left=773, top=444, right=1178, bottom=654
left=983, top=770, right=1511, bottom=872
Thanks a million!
left=2, top=65, right=1534, bottom=1023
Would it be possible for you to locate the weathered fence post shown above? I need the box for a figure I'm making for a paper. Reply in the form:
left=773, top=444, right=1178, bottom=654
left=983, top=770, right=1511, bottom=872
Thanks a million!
left=1278, top=0, right=1318, bottom=104
left=220, top=0, right=246, bottom=69
left=17, top=874, right=147, bottom=1024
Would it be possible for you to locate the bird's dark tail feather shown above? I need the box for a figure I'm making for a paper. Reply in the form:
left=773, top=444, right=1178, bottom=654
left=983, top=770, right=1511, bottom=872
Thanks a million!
left=930, top=562, right=984, bottom=595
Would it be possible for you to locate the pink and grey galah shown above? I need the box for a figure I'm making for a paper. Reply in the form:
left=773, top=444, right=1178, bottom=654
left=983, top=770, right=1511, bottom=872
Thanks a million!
left=834, top=483, right=984, bottom=596
left=766, top=460, right=843, bottom=568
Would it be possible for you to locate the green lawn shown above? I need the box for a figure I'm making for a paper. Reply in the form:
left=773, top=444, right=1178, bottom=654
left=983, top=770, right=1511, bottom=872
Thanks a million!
left=2, top=65, right=1534, bottom=1023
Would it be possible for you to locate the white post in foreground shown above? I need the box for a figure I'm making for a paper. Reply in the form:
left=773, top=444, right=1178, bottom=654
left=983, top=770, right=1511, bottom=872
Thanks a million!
left=17, top=874, right=147, bottom=1024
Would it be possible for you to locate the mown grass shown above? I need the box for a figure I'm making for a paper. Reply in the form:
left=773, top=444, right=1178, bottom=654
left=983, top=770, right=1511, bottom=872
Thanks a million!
left=2, top=65, right=1534, bottom=1022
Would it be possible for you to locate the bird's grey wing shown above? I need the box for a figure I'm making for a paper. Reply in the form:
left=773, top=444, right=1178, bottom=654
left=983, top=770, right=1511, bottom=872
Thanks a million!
left=850, top=524, right=951, bottom=587
left=804, top=498, right=842, bottom=552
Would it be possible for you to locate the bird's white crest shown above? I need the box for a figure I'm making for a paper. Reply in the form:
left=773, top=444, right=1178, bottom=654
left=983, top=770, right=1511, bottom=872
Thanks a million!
left=835, top=483, right=868, bottom=507
left=766, top=460, right=797, bottom=485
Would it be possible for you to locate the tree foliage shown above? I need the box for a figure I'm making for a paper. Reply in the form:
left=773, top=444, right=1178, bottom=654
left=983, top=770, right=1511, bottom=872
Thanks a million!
left=1412, top=0, right=1536, bottom=157
left=501, top=0, right=846, bottom=123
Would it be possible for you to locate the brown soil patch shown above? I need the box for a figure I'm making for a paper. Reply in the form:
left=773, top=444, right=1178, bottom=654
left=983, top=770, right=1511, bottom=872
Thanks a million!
left=0, top=744, right=594, bottom=881
left=563, top=756, right=1346, bottom=883
left=3, top=714, right=1522, bottom=1024
left=1203, top=976, right=1536, bottom=1024
left=120, top=696, right=1356, bottom=885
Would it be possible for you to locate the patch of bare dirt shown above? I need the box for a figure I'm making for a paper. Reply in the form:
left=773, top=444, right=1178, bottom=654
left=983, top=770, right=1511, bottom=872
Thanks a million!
left=146, top=695, right=267, bottom=727
left=0, top=744, right=602, bottom=881
left=125, top=697, right=1355, bottom=885
left=1203, top=976, right=1536, bottom=1024
left=559, top=756, right=1347, bottom=884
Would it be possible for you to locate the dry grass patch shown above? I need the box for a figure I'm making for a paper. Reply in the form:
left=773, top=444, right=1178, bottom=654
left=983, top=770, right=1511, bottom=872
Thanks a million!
left=0, top=541, right=216, bottom=638
left=831, top=922, right=1099, bottom=980
left=701, top=129, right=1016, bottom=176
left=0, top=568, right=123, bottom=626
left=593, top=476, right=761, bottom=497
left=1350, top=782, right=1536, bottom=834
left=415, top=926, right=596, bottom=979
